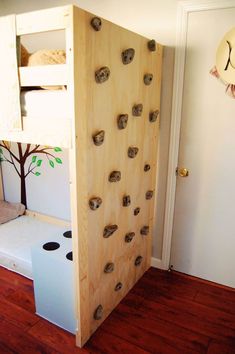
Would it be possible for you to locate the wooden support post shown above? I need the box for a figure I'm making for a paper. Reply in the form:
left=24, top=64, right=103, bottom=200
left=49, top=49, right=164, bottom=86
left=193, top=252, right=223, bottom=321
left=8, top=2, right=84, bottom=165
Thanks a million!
left=66, top=6, right=90, bottom=347
left=0, top=15, right=21, bottom=133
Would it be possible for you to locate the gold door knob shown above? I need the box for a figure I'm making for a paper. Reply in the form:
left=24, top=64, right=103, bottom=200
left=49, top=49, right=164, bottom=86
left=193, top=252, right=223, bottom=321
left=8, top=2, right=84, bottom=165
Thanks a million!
left=177, top=167, right=189, bottom=177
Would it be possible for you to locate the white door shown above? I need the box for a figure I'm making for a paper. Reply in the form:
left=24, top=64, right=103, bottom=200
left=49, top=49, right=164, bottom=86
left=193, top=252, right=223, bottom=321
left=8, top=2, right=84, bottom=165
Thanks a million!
left=170, top=7, right=235, bottom=288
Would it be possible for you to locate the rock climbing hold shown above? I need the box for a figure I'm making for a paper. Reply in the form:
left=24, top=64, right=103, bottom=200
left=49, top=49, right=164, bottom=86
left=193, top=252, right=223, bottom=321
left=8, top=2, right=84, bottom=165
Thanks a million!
left=144, top=164, right=151, bottom=172
left=135, top=256, right=143, bottom=266
left=117, top=114, right=128, bottom=129
left=125, top=232, right=135, bottom=243
left=134, top=207, right=140, bottom=216
left=121, top=48, right=135, bottom=64
left=91, top=17, right=102, bottom=31
left=148, top=39, right=156, bottom=52
left=89, top=197, right=102, bottom=210
left=94, top=305, right=103, bottom=320
left=146, top=190, right=154, bottom=200
left=109, top=171, right=121, bottom=182
left=114, top=282, right=123, bottom=291
left=92, top=130, right=105, bottom=146
left=140, top=226, right=149, bottom=236
left=104, top=262, right=115, bottom=273
left=144, top=73, right=153, bottom=85
left=95, top=66, right=110, bottom=83
left=128, top=147, right=139, bottom=158
left=132, top=104, right=143, bottom=116
left=123, top=195, right=131, bottom=207
left=103, top=224, right=118, bottom=238
left=149, top=110, right=159, bottom=122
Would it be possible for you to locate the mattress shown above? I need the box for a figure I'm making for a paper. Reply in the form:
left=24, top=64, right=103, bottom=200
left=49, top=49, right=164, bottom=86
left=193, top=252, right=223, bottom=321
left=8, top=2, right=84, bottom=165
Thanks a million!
left=0, top=215, right=70, bottom=279
left=20, top=89, right=69, bottom=119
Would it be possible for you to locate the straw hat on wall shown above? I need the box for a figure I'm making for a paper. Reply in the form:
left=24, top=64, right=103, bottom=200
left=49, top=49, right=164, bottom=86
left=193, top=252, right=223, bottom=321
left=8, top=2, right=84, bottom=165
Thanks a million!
left=216, top=27, right=235, bottom=84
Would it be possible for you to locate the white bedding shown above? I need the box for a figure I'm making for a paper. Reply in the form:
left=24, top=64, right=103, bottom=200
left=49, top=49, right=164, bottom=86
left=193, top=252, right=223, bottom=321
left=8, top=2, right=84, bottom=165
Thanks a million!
left=20, top=89, right=69, bottom=119
left=0, top=215, right=70, bottom=279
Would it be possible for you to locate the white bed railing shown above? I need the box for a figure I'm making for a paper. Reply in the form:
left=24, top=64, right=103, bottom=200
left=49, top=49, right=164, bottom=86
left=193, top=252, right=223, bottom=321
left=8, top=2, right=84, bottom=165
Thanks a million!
left=19, top=64, right=68, bottom=87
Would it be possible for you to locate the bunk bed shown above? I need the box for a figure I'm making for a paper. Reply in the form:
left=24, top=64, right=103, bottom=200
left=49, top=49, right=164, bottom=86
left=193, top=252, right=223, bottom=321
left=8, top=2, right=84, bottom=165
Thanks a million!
left=0, top=5, right=163, bottom=347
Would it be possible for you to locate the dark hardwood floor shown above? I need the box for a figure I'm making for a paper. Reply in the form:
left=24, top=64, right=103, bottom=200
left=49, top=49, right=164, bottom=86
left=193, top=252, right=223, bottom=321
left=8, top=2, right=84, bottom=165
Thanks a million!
left=0, top=266, right=234, bottom=353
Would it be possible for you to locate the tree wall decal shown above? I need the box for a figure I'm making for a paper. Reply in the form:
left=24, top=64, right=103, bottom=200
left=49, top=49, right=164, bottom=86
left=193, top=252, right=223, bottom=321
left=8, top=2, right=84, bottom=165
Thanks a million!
left=0, top=141, right=63, bottom=208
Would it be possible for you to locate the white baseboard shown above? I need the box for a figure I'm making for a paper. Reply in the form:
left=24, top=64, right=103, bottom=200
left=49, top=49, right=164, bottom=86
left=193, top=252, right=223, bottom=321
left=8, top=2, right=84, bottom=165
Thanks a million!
left=151, top=257, right=167, bottom=270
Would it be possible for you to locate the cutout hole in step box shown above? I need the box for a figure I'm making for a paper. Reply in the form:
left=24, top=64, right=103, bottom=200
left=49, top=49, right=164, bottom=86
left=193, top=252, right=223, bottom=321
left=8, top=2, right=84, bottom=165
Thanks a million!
left=43, top=242, right=60, bottom=251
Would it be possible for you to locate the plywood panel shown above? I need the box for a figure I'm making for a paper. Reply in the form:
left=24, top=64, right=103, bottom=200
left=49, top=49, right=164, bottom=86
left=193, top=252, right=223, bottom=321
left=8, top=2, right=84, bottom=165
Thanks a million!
left=72, top=6, right=162, bottom=346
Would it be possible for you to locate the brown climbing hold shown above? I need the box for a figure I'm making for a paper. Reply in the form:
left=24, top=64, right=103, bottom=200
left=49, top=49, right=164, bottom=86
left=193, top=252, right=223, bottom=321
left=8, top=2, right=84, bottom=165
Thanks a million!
left=104, top=262, right=114, bottom=273
left=122, top=48, right=135, bottom=64
left=146, top=190, right=154, bottom=200
left=132, top=104, right=143, bottom=116
left=89, top=197, right=102, bottom=210
left=92, top=130, right=105, bottom=146
left=94, top=305, right=103, bottom=320
left=109, top=171, right=121, bottom=182
left=95, top=66, right=110, bottom=83
left=91, top=17, right=102, bottom=31
left=125, top=232, right=135, bottom=243
left=144, top=164, right=151, bottom=172
left=134, top=207, right=140, bottom=216
left=148, top=39, right=156, bottom=52
left=103, top=224, right=118, bottom=238
left=117, top=114, right=128, bottom=129
left=135, top=256, right=143, bottom=266
left=114, top=282, right=123, bottom=291
left=123, top=195, right=131, bottom=207
left=140, top=226, right=149, bottom=236
left=149, top=110, right=159, bottom=122
left=144, top=73, right=153, bottom=85
left=128, top=147, right=139, bottom=158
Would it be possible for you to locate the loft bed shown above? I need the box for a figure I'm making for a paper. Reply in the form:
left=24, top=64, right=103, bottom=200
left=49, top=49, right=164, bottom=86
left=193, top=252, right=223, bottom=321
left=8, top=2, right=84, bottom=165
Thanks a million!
left=0, top=5, right=163, bottom=348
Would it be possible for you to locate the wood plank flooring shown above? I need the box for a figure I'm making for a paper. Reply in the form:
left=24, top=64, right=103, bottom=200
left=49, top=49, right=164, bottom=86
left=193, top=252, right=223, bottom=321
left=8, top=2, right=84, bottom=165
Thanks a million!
left=0, top=266, right=234, bottom=353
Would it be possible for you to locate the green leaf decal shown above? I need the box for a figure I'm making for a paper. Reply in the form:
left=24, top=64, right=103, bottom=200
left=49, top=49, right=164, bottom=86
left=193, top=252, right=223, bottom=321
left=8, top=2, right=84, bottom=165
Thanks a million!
left=49, top=160, right=54, bottom=168
left=32, top=156, right=37, bottom=163
left=55, top=157, right=62, bottom=164
left=0, top=148, right=2, bottom=154
left=37, top=159, right=42, bottom=167
left=35, top=172, right=41, bottom=176
left=54, top=147, right=62, bottom=152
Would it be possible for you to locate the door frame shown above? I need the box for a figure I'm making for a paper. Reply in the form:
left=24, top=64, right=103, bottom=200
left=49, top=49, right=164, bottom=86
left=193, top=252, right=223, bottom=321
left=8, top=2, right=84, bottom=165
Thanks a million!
left=162, top=0, right=235, bottom=270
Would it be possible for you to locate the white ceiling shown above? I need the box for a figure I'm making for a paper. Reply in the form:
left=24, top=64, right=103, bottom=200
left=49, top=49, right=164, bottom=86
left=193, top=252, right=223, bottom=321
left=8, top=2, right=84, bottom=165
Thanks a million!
left=0, top=0, right=179, bottom=46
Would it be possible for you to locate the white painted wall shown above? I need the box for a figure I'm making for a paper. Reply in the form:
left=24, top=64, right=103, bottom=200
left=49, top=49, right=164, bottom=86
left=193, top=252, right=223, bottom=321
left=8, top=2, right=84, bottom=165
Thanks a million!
left=0, top=0, right=179, bottom=260
left=1, top=144, right=71, bottom=220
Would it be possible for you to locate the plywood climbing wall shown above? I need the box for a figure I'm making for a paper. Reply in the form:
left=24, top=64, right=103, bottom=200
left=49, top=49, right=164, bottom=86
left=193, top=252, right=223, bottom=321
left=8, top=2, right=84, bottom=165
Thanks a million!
left=69, top=7, right=162, bottom=346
